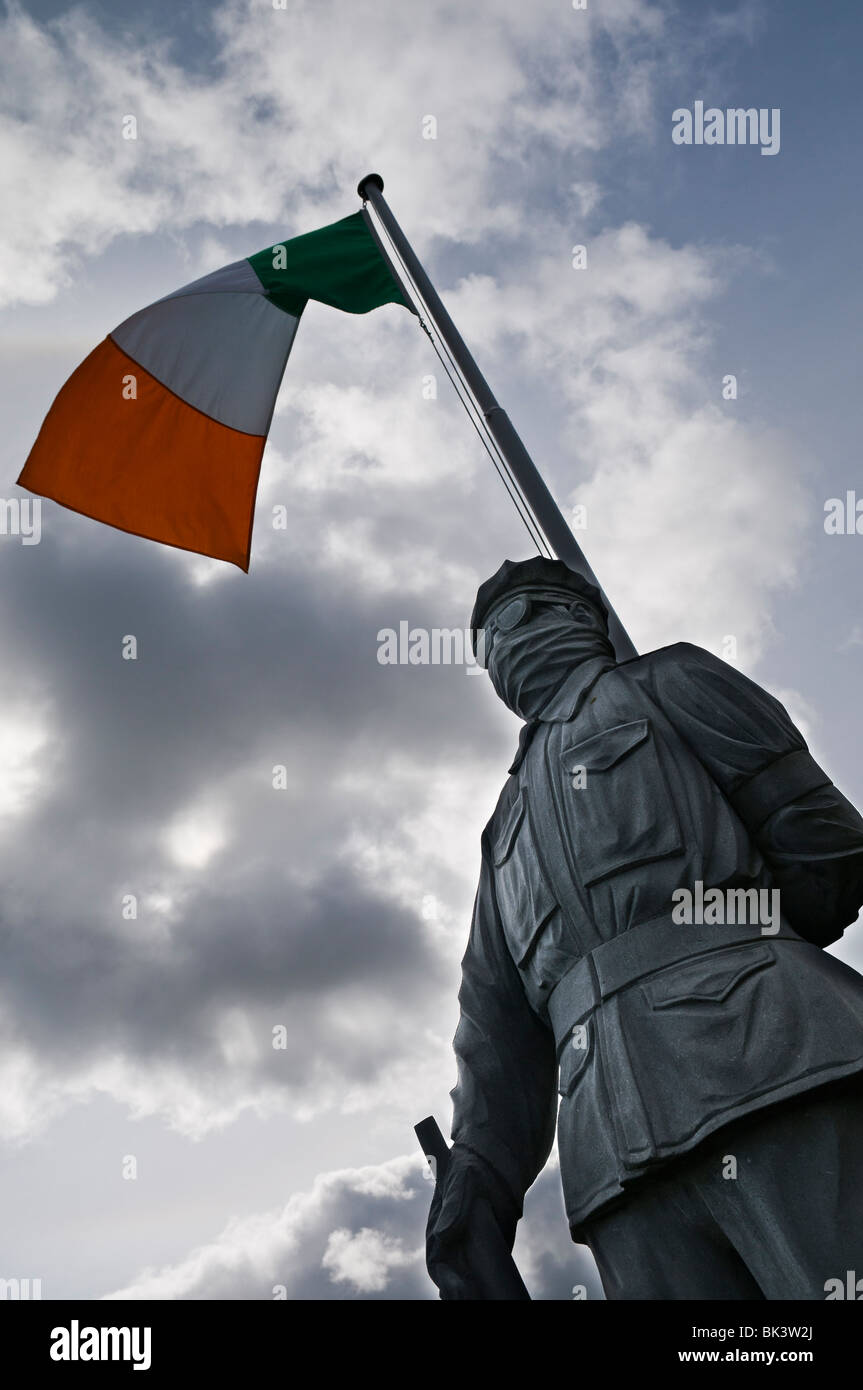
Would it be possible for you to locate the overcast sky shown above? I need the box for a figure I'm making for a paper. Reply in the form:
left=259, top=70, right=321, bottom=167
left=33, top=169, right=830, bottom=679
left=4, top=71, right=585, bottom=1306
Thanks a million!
left=1, top=0, right=861, bottom=1301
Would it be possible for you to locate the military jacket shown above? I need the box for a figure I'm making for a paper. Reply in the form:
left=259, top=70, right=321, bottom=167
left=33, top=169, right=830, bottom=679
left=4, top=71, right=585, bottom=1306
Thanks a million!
left=451, top=644, right=863, bottom=1233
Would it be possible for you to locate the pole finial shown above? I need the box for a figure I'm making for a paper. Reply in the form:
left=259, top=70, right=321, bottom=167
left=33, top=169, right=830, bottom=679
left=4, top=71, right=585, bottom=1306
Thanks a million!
left=357, top=172, right=384, bottom=200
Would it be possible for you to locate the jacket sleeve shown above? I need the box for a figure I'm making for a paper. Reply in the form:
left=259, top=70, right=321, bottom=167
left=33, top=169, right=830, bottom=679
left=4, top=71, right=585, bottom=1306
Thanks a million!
left=646, top=642, right=863, bottom=946
left=449, top=827, right=558, bottom=1210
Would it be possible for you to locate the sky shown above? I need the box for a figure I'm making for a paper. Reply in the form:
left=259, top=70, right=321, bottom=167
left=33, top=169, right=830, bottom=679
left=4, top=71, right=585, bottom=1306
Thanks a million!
left=0, top=0, right=861, bottom=1301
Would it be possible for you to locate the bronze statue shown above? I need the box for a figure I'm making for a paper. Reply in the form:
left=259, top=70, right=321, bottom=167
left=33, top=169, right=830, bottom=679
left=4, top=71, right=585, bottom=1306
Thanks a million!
left=425, top=557, right=863, bottom=1300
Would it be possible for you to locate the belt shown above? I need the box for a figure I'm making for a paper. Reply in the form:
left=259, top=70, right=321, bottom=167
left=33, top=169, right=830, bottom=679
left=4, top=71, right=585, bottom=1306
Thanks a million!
left=546, top=912, right=804, bottom=1056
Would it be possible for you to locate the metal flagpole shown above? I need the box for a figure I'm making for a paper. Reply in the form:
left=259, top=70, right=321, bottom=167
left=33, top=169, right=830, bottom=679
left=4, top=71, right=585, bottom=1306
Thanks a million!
left=357, top=172, right=637, bottom=663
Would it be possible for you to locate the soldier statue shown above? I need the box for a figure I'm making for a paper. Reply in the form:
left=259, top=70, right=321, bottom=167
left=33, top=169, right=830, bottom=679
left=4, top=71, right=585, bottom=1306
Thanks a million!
left=425, top=557, right=863, bottom=1299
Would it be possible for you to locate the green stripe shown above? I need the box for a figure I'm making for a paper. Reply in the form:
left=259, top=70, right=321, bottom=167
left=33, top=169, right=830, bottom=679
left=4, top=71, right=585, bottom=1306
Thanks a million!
left=248, top=211, right=410, bottom=318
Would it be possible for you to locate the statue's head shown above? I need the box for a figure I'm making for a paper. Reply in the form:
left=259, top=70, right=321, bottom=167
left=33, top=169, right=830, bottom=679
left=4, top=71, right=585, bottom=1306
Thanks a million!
left=470, top=557, right=615, bottom=719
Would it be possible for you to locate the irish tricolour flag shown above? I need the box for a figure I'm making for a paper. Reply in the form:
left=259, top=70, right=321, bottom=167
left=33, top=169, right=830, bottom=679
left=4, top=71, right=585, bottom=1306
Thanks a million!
left=19, top=211, right=412, bottom=568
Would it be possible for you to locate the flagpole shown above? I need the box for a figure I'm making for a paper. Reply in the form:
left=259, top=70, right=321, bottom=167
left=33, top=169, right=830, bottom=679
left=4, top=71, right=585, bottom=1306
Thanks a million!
left=357, top=173, right=637, bottom=663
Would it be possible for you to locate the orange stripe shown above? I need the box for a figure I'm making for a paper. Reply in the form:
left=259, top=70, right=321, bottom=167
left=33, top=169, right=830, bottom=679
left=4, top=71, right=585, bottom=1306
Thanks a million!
left=17, top=337, right=266, bottom=569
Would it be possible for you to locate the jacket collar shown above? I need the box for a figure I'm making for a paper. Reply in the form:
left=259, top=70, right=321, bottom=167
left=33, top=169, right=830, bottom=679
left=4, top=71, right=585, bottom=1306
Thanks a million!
left=507, top=655, right=616, bottom=774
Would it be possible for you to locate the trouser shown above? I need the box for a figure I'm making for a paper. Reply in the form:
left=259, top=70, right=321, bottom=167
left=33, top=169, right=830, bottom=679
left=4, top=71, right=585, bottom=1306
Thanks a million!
left=581, top=1076, right=863, bottom=1300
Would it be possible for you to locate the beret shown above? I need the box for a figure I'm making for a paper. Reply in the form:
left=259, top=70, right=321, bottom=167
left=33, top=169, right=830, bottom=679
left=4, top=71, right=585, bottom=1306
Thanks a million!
left=470, top=557, right=608, bottom=654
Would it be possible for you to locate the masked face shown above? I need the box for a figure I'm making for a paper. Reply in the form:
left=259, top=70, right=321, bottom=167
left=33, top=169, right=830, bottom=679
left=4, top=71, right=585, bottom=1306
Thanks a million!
left=482, top=589, right=616, bottom=719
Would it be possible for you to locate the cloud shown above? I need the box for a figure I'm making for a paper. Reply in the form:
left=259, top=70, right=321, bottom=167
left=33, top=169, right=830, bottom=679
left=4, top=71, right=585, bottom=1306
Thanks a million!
left=105, top=1149, right=603, bottom=1300
left=322, top=1226, right=416, bottom=1294
left=0, top=0, right=816, bottom=1154
left=0, top=0, right=670, bottom=310
left=0, top=689, right=53, bottom=818
left=105, top=1154, right=433, bottom=1300
left=433, top=224, right=810, bottom=663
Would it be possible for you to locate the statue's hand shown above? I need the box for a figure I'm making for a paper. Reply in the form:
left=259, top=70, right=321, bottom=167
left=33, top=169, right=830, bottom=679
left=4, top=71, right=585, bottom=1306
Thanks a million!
left=425, top=1143, right=519, bottom=1300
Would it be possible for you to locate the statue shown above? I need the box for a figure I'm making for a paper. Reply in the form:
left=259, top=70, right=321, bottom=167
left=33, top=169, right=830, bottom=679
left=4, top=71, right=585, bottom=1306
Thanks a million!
left=425, top=557, right=863, bottom=1300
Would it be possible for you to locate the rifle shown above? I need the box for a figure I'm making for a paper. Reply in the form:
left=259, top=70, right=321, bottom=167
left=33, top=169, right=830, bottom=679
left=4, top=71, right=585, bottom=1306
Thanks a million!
left=415, top=1116, right=531, bottom=1300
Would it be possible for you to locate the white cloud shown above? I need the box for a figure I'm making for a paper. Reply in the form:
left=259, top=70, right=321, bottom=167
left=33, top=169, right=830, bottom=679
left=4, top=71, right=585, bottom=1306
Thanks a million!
left=322, top=1226, right=418, bottom=1294
left=105, top=1153, right=431, bottom=1300
left=163, top=802, right=228, bottom=869
left=104, top=1149, right=601, bottom=1300
left=0, top=0, right=671, bottom=311
left=0, top=696, right=52, bottom=818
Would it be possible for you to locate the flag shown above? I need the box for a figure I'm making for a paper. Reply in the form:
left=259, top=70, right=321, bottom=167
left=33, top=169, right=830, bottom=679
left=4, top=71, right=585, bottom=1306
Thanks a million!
left=18, top=211, right=412, bottom=569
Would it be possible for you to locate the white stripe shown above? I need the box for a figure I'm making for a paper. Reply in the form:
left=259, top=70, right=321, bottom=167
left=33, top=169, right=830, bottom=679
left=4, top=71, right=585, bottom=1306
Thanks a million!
left=158, top=258, right=266, bottom=302
left=111, top=292, right=298, bottom=435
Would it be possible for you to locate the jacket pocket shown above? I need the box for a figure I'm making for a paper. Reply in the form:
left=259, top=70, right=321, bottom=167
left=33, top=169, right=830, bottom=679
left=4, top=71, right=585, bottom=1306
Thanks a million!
left=612, top=941, right=783, bottom=1164
left=492, top=789, right=526, bottom=866
left=560, top=718, right=683, bottom=886
left=642, top=943, right=774, bottom=1010
left=492, top=788, right=558, bottom=969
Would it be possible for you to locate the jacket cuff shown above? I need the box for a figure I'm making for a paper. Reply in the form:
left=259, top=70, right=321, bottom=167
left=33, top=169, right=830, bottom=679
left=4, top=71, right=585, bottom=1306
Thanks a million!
left=454, top=1131, right=526, bottom=1219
